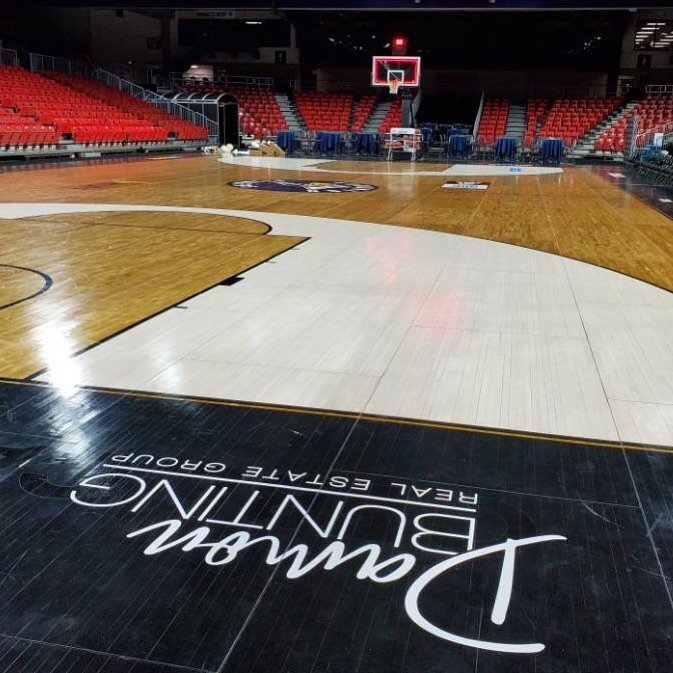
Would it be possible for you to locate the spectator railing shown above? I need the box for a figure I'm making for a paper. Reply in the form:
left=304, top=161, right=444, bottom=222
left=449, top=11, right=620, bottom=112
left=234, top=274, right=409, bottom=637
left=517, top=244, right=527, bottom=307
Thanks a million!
left=0, top=44, right=19, bottom=66
left=171, top=73, right=274, bottom=89
left=645, top=84, right=673, bottom=95
left=632, top=120, right=673, bottom=153
left=472, top=91, right=486, bottom=138
left=29, top=52, right=90, bottom=75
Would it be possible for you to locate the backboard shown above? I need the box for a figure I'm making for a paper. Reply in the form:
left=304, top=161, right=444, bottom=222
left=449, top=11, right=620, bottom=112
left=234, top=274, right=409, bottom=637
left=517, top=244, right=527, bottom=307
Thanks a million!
left=371, top=56, right=421, bottom=92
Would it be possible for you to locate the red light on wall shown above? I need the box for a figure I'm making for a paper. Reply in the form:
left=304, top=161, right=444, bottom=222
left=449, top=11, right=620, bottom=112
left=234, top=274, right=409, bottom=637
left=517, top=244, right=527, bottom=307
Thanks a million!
left=392, top=36, right=408, bottom=55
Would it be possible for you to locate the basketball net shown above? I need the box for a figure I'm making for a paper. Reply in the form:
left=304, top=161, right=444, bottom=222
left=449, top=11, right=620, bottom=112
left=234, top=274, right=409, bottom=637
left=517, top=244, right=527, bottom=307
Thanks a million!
left=388, top=77, right=401, bottom=95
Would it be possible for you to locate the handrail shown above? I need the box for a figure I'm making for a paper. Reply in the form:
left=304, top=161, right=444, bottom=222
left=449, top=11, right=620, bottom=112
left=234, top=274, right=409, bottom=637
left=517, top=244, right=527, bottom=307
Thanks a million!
left=93, top=68, right=217, bottom=136
left=633, top=119, right=673, bottom=151
left=0, top=45, right=19, bottom=67
left=29, top=51, right=90, bottom=75
left=645, top=84, right=673, bottom=95
left=411, top=87, right=422, bottom=125
left=473, top=90, right=485, bottom=138
left=171, top=72, right=274, bottom=89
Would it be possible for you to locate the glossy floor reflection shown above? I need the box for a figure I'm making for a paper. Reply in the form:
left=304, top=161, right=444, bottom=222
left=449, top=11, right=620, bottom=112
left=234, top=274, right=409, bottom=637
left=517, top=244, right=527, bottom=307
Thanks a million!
left=0, top=381, right=671, bottom=673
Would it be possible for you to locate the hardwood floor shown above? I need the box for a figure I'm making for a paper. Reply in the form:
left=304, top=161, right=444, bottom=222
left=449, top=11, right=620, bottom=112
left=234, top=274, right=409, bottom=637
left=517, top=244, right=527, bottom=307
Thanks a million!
left=0, top=208, right=303, bottom=378
left=1, top=156, right=670, bottom=288
left=0, top=154, right=671, bottom=380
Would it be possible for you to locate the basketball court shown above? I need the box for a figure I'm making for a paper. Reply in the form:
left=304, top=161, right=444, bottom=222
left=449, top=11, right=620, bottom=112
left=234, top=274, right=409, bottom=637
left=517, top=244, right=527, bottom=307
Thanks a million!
left=1, top=3, right=673, bottom=672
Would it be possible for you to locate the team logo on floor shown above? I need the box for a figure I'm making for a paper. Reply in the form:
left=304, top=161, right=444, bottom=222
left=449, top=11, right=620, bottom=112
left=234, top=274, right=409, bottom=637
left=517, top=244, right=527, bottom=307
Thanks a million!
left=228, top=179, right=378, bottom=193
left=442, top=181, right=490, bottom=190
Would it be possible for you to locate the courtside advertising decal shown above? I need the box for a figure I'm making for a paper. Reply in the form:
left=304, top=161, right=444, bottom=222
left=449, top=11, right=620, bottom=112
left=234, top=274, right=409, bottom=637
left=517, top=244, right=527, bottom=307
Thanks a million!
left=71, top=452, right=567, bottom=656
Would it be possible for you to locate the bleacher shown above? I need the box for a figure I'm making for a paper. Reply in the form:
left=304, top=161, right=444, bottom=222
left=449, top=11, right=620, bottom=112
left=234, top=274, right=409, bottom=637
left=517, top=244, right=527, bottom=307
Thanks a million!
left=0, top=65, right=207, bottom=153
left=179, top=84, right=385, bottom=136
left=47, top=73, right=208, bottom=142
left=596, top=95, right=673, bottom=154
left=182, top=83, right=287, bottom=138
left=293, top=92, right=354, bottom=132
left=351, top=94, right=377, bottom=132
left=231, top=87, right=287, bottom=137
left=476, top=98, right=509, bottom=144
left=379, top=98, right=403, bottom=134
left=538, top=96, right=623, bottom=148
left=524, top=98, right=549, bottom=148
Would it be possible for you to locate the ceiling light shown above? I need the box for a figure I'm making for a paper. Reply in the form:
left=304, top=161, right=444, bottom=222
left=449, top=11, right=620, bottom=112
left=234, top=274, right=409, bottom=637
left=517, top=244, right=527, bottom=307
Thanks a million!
left=245, top=20, right=262, bottom=25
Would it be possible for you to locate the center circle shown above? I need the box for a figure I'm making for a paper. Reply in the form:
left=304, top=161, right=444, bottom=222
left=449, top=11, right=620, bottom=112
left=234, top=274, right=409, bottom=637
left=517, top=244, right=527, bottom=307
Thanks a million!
left=227, top=179, right=378, bottom=193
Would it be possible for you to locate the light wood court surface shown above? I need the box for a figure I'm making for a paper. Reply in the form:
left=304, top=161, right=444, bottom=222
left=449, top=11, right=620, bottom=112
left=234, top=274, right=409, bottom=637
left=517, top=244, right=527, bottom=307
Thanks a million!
left=1, top=155, right=672, bottom=379
left=0, top=207, right=303, bottom=378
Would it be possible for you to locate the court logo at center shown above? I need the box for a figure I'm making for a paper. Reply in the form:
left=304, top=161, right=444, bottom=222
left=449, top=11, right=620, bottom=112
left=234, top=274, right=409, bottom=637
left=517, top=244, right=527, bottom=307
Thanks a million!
left=228, top=179, right=378, bottom=193
left=442, top=181, right=490, bottom=190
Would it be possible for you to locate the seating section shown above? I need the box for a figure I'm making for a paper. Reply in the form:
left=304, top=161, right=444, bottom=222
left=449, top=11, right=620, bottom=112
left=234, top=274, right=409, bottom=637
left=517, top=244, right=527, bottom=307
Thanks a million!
left=183, top=84, right=287, bottom=138
left=524, top=98, right=549, bottom=148
left=180, top=85, right=381, bottom=135
left=230, top=87, right=287, bottom=138
left=0, top=104, right=60, bottom=149
left=595, top=95, right=673, bottom=153
left=379, top=98, right=403, bottom=134
left=47, top=73, right=208, bottom=142
left=183, top=84, right=286, bottom=137
left=0, top=65, right=208, bottom=152
left=538, top=97, right=622, bottom=147
left=351, top=94, right=377, bottom=132
left=477, top=98, right=509, bottom=144
left=294, top=92, right=354, bottom=132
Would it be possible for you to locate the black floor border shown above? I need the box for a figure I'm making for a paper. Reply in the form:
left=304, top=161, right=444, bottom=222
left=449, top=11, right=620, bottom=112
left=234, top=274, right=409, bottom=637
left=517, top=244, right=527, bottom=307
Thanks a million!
left=0, top=632, right=212, bottom=673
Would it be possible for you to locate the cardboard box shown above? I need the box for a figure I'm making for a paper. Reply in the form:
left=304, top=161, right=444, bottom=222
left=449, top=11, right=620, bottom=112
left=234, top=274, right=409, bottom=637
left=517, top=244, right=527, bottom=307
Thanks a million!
left=260, top=141, right=285, bottom=157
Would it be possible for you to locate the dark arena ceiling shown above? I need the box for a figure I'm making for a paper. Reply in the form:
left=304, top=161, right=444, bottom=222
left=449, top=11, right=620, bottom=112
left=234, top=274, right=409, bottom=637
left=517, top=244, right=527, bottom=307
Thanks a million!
left=19, top=1, right=673, bottom=9
left=291, top=10, right=630, bottom=69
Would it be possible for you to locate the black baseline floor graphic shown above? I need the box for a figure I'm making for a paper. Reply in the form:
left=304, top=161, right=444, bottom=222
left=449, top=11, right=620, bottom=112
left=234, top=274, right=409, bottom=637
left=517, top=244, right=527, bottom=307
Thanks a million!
left=0, top=381, right=671, bottom=672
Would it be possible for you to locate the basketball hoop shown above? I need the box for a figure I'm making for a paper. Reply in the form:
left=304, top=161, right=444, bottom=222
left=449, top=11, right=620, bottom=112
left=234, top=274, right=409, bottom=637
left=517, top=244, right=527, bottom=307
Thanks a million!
left=388, top=78, right=401, bottom=95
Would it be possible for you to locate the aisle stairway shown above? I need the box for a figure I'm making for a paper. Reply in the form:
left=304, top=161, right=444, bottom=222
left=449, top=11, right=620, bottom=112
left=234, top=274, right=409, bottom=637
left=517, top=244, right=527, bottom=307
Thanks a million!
left=275, top=93, right=304, bottom=133
left=362, top=99, right=391, bottom=132
left=504, top=103, right=526, bottom=143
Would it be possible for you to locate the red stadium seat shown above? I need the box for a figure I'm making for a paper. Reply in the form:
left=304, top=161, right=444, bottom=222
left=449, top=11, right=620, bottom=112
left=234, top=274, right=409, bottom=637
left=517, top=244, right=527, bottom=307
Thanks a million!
left=595, top=95, right=673, bottom=153
left=0, top=65, right=209, bottom=150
